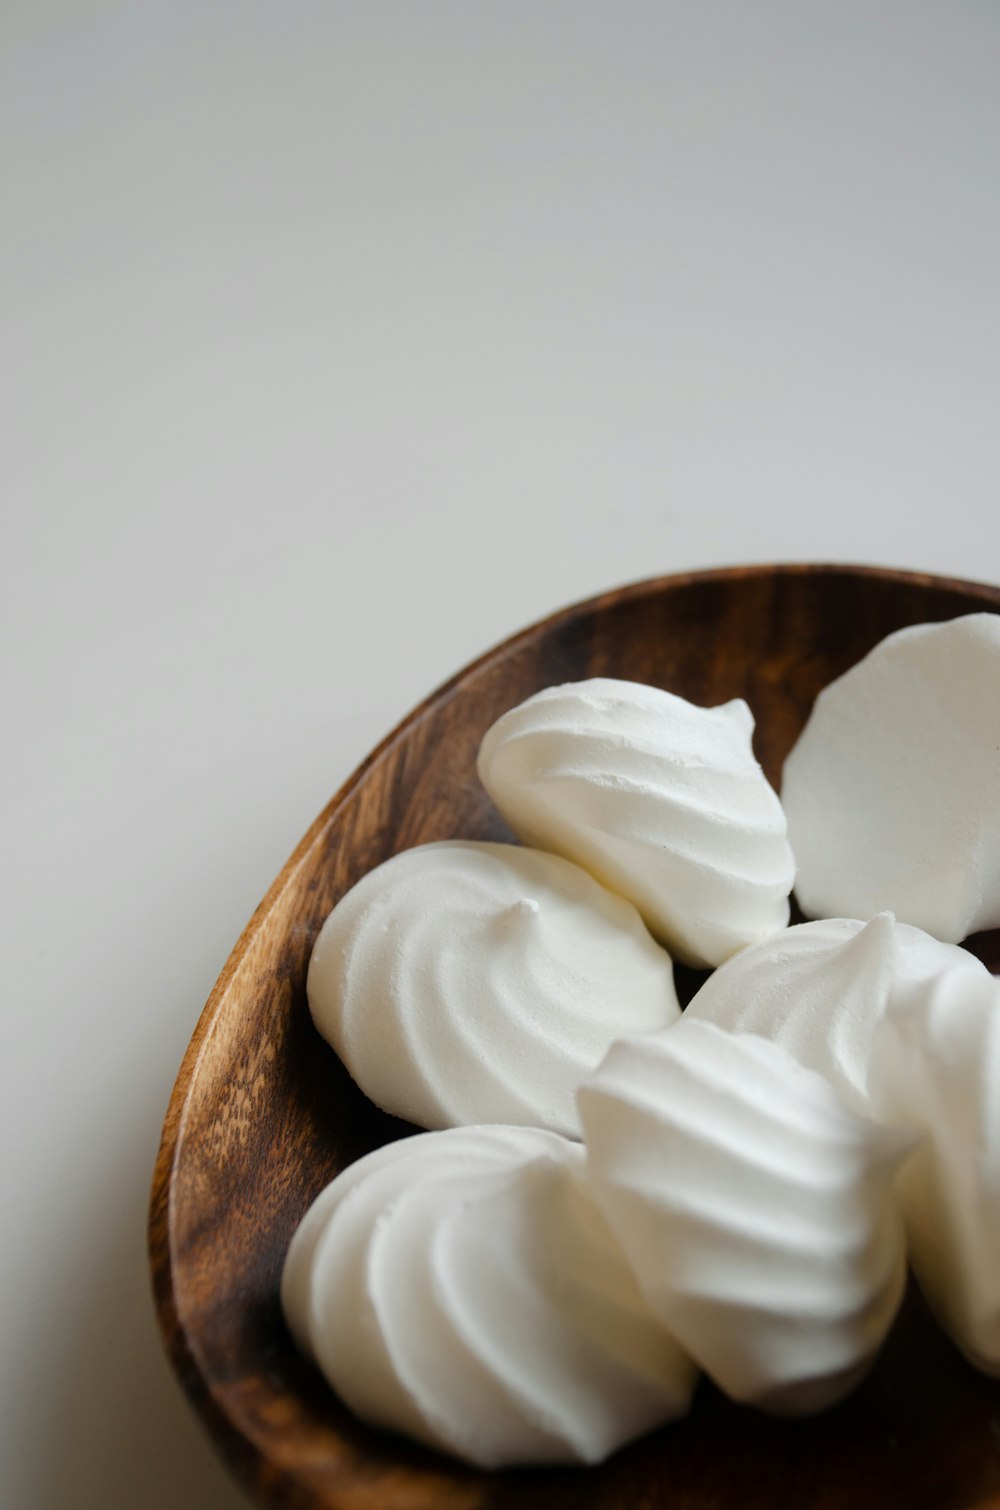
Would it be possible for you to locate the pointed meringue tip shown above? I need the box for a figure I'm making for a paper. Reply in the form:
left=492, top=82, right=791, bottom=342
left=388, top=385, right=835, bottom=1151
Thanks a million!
left=719, top=697, right=755, bottom=732
left=499, top=897, right=541, bottom=923
left=836, top=912, right=898, bottom=980
left=856, top=912, right=898, bottom=947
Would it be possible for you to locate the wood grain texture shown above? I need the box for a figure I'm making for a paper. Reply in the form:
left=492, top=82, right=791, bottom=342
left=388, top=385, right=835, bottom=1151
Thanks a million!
left=149, top=564, right=1000, bottom=1510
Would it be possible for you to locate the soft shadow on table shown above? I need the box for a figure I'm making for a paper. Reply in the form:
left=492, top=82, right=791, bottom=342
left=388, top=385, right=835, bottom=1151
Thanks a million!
left=31, top=1143, right=252, bottom=1510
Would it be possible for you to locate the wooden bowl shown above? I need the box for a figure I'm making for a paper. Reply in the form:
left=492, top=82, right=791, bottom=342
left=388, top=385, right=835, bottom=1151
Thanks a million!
left=150, top=564, right=1000, bottom=1510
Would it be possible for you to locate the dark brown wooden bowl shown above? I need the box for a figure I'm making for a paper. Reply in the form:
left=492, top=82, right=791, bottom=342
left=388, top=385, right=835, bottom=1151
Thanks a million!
left=150, top=564, right=1000, bottom=1510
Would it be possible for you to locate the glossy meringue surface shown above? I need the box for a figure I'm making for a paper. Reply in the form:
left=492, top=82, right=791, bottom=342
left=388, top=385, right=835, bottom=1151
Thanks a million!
left=869, top=965, right=1000, bottom=1375
left=283, top=1125, right=697, bottom=1467
left=307, top=840, right=679, bottom=1138
left=578, top=1021, right=912, bottom=1414
left=477, top=678, right=795, bottom=968
left=782, top=613, right=1000, bottom=941
left=684, top=914, right=982, bottom=1115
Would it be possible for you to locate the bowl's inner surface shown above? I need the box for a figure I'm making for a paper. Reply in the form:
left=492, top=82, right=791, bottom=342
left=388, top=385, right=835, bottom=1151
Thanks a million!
left=151, top=566, right=1000, bottom=1510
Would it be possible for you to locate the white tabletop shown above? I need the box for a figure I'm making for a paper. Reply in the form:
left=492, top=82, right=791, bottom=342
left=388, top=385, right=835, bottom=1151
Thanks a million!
left=4, top=3, right=1000, bottom=1506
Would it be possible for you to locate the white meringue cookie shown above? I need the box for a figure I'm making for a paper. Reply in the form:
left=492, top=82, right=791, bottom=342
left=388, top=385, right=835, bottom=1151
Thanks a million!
left=684, top=913, right=982, bottom=1115
left=307, top=840, right=679, bottom=1138
left=578, top=1021, right=912, bottom=1414
left=281, top=1125, right=539, bottom=1364
left=869, top=965, right=1000, bottom=1374
left=284, top=1125, right=696, bottom=1467
left=782, top=613, right=1000, bottom=941
left=477, top=678, right=795, bottom=968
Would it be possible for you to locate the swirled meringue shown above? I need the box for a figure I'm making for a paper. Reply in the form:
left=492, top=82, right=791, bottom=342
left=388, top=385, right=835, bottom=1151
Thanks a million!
left=869, top=965, right=1000, bottom=1374
left=283, top=1125, right=697, bottom=1466
left=578, top=1021, right=912, bottom=1414
left=684, top=913, right=982, bottom=1115
left=477, top=678, right=794, bottom=968
left=307, top=840, right=679, bottom=1138
left=281, top=1126, right=519, bottom=1363
left=782, top=613, right=1000, bottom=941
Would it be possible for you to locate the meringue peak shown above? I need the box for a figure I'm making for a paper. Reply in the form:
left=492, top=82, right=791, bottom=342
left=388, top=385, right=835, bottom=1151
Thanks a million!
left=578, top=1020, right=910, bottom=1414
left=495, top=896, right=542, bottom=926
left=478, top=677, right=795, bottom=968
left=307, top=840, right=680, bottom=1138
left=685, top=914, right=981, bottom=1115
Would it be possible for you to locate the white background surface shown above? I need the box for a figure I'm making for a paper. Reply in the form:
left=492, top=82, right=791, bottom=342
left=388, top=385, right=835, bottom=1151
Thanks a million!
left=3, top=3, right=1000, bottom=1506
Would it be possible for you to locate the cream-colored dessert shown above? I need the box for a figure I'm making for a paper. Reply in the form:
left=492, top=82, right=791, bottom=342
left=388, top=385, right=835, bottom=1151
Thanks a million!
left=782, top=613, right=1000, bottom=942
left=477, top=678, right=795, bottom=968
left=578, top=1021, right=913, bottom=1414
left=684, top=913, right=982, bottom=1115
left=307, top=840, right=679, bottom=1138
left=280, top=1127, right=532, bottom=1360
left=869, top=964, right=1000, bottom=1374
left=283, top=1125, right=697, bottom=1467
